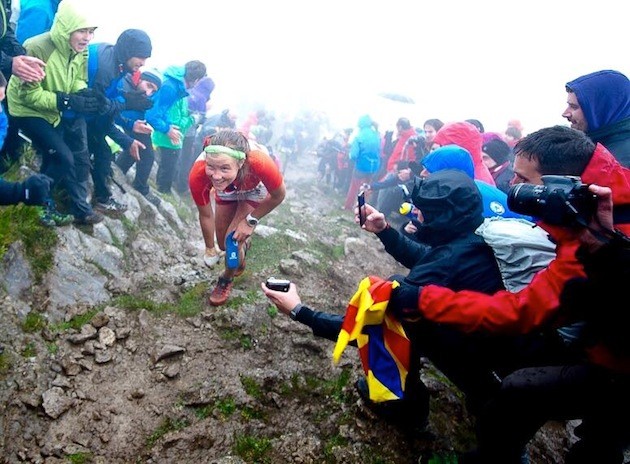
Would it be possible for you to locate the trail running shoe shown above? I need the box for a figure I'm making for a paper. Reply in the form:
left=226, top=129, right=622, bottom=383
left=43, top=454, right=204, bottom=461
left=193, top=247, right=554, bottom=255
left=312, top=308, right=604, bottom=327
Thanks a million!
left=38, top=204, right=74, bottom=227
left=38, top=207, right=56, bottom=227
left=143, top=192, right=161, bottom=207
left=47, top=209, right=74, bottom=226
left=208, top=276, right=233, bottom=306
left=95, top=197, right=128, bottom=216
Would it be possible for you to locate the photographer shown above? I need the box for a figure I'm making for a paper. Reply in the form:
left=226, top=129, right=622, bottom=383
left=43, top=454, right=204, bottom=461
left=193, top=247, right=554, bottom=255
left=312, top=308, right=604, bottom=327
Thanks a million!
left=383, top=126, right=630, bottom=461
left=467, top=185, right=630, bottom=463
left=263, top=169, right=506, bottom=431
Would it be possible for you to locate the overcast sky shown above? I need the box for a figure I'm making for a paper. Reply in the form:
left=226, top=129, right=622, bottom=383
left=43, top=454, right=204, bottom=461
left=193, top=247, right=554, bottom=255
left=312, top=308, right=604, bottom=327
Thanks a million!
left=89, top=0, right=627, bottom=135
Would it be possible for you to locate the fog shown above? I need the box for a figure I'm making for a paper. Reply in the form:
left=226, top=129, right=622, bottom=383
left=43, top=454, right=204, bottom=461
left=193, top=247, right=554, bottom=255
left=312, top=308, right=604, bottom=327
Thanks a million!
left=87, top=0, right=627, bottom=135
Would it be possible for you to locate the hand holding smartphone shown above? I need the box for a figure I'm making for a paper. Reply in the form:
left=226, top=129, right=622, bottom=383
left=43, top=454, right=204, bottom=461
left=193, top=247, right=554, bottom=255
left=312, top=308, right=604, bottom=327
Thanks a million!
left=357, top=191, right=366, bottom=226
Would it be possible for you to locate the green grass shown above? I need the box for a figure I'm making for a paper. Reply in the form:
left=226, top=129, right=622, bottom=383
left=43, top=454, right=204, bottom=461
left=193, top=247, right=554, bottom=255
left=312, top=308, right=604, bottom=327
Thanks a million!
left=110, top=285, right=209, bottom=318
left=21, top=341, right=37, bottom=358
left=49, top=309, right=98, bottom=334
left=21, top=311, right=46, bottom=333
left=0, top=351, right=12, bottom=377
left=220, top=328, right=253, bottom=350
left=215, top=397, right=236, bottom=418
left=173, top=283, right=209, bottom=317
left=222, top=289, right=259, bottom=310
left=146, top=417, right=190, bottom=448
left=233, top=433, right=272, bottom=463
left=240, top=375, right=263, bottom=399
left=0, top=204, right=58, bottom=282
left=265, top=305, right=278, bottom=318
left=65, top=452, right=93, bottom=464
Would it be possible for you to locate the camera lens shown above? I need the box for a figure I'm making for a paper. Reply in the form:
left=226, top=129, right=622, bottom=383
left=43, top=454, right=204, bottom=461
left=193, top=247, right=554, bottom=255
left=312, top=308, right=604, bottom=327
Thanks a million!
left=507, top=183, right=543, bottom=217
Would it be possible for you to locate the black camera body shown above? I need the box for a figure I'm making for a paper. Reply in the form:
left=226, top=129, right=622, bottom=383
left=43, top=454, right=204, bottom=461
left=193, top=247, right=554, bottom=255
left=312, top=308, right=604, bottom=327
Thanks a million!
left=265, top=277, right=290, bottom=292
left=507, top=175, right=597, bottom=226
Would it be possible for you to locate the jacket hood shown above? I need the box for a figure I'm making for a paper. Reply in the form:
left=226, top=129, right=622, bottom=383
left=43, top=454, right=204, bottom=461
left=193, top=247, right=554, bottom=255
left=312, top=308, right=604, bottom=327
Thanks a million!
left=566, top=70, right=630, bottom=132
left=433, top=121, right=496, bottom=185
left=114, top=29, right=152, bottom=65
left=163, top=65, right=186, bottom=82
left=421, top=145, right=474, bottom=178
left=187, top=76, right=215, bottom=112
left=434, top=121, right=482, bottom=161
left=357, top=114, right=374, bottom=129
left=50, top=0, right=98, bottom=54
left=581, top=143, right=630, bottom=207
left=412, top=169, right=484, bottom=245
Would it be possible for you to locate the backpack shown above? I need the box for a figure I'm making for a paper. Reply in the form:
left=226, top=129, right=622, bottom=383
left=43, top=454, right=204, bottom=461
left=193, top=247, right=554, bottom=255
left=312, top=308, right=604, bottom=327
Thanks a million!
left=475, top=217, right=556, bottom=292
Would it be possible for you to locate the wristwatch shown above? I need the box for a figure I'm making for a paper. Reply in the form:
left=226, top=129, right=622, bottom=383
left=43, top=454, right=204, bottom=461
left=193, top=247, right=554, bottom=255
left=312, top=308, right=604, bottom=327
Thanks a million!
left=290, top=304, right=303, bottom=321
left=246, top=213, right=259, bottom=227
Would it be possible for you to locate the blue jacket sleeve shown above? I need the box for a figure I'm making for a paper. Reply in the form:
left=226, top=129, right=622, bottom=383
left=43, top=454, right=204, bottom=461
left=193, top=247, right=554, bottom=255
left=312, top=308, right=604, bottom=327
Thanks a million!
left=145, top=84, right=179, bottom=134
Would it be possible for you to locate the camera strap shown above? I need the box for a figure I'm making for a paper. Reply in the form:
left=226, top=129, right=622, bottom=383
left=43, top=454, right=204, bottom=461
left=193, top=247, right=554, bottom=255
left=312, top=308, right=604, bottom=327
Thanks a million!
left=613, top=204, right=630, bottom=224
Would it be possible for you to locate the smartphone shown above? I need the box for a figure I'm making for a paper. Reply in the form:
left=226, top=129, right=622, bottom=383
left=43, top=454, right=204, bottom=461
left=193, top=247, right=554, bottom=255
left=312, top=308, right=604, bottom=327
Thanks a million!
left=266, top=277, right=291, bottom=292
left=357, top=191, right=366, bottom=226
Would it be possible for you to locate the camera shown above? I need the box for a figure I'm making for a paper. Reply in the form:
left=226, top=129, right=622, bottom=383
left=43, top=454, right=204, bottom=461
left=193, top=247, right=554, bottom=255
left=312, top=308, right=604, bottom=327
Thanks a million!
left=265, top=277, right=291, bottom=292
left=507, top=175, right=597, bottom=226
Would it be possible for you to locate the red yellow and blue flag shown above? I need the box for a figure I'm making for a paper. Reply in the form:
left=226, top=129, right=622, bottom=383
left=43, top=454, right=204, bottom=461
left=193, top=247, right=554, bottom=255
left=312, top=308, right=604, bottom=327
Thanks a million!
left=333, top=276, right=411, bottom=403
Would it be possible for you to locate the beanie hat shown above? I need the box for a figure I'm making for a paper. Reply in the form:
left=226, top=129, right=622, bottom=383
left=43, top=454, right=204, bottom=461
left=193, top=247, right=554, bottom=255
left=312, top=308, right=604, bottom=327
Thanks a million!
left=482, top=139, right=511, bottom=165
left=139, top=66, right=163, bottom=89
left=115, top=29, right=152, bottom=64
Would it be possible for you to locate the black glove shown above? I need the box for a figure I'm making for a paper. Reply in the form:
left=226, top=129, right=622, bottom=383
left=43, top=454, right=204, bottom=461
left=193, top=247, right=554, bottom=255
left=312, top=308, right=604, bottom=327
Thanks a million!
left=387, top=281, right=422, bottom=319
left=76, top=88, right=110, bottom=114
left=21, top=174, right=52, bottom=205
left=56, top=91, right=99, bottom=114
left=123, top=90, right=153, bottom=111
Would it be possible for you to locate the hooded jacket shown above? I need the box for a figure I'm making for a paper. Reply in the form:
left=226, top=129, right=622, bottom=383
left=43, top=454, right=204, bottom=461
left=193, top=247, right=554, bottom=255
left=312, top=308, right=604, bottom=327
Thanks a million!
left=433, top=121, right=496, bottom=186
left=421, top=145, right=528, bottom=220
left=349, top=114, right=381, bottom=174
left=147, top=65, right=194, bottom=149
left=566, top=70, right=630, bottom=167
left=386, top=126, right=417, bottom=172
left=15, top=0, right=61, bottom=44
left=6, top=0, right=96, bottom=126
left=87, top=28, right=152, bottom=120
left=376, top=169, right=504, bottom=294
left=187, top=76, right=214, bottom=114
left=418, top=143, right=630, bottom=372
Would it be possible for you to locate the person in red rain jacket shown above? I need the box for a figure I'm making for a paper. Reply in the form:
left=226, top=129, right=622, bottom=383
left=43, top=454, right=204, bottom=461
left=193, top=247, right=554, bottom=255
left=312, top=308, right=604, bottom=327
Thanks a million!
left=431, top=121, right=496, bottom=186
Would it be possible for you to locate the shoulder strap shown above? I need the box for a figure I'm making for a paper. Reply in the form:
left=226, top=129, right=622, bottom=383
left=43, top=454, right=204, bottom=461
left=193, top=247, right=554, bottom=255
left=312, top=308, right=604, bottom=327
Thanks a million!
left=613, top=204, right=630, bottom=224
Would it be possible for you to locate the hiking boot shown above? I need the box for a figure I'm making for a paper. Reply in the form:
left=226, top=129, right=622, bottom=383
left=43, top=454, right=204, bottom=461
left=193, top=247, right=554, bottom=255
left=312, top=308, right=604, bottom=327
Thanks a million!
left=209, top=276, right=233, bottom=306
left=204, top=247, right=220, bottom=267
left=39, top=202, right=74, bottom=227
left=143, top=192, right=161, bottom=207
left=74, top=212, right=104, bottom=225
left=38, top=207, right=56, bottom=227
left=95, top=197, right=128, bottom=216
left=47, top=209, right=74, bottom=226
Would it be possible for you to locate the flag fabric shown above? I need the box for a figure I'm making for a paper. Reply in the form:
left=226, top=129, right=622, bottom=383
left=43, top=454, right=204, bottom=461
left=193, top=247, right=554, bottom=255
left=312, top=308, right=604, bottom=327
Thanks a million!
left=332, top=276, right=411, bottom=403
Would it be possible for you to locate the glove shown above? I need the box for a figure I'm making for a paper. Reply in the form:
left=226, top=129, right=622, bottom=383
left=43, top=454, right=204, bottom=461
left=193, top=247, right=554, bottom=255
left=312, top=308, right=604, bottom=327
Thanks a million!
left=76, top=88, right=110, bottom=114
left=56, top=91, right=99, bottom=114
left=387, top=280, right=422, bottom=319
left=124, top=90, right=153, bottom=111
left=22, top=174, right=53, bottom=205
